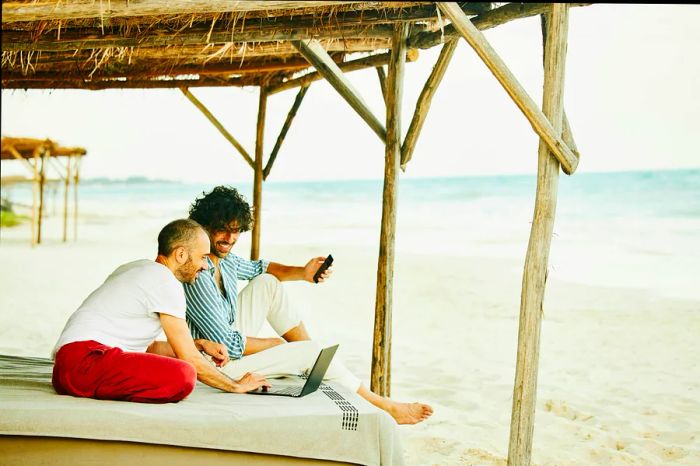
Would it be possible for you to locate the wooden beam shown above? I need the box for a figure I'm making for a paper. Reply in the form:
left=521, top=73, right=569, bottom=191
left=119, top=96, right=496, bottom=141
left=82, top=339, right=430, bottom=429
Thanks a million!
left=251, top=87, right=267, bottom=261
left=6, top=145, right=36, bottom=174
left=1, top=23, right=396, bottom=53
left=375, top=66, right=387, bottom=104
left=1, top=59, right=322, bottom=83
left=268, top=50, right=417, bottom=95
left=73, top=156, right=81, bottom=241
left=409, top=3, right=590, bottom=50
left=4, top=75, right=258, bottom=90
left=401, top=38, right=458, bottom=170
left=293, top=39, right=387, bottom=143
left=179, top=87, right=255, bottom=170
left=263, top=85, right=309, bottom=180
left=508, top=6, right=569, bottom=466
left=371, top=22, right=408, bottom=398
left=438, top=2, right=578, bottom=175
left=63, top=156, right=71, bottom=242
left=37, top=150, right=48, bottom=244
left=30, top=147, right=40, bottom=247
left=1, top=1, right=369, bottom=22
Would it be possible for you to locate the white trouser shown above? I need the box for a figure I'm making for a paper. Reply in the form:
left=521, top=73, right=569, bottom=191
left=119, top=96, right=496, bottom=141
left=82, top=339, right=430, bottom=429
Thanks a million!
left=218, top=274, right=362, bottom=392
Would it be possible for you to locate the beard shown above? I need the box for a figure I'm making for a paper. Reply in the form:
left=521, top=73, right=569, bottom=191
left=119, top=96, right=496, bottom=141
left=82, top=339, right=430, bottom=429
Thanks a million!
left=175, top=257, right=203, bottom=284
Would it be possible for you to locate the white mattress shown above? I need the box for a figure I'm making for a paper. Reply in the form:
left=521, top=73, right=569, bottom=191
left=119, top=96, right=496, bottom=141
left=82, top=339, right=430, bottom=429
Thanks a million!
left=0, top=354, right=404, bottom=465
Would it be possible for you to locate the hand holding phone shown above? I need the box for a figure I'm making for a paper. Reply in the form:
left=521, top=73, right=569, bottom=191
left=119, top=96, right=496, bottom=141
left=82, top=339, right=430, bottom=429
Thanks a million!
left=313, top=254, right=334, bottom=283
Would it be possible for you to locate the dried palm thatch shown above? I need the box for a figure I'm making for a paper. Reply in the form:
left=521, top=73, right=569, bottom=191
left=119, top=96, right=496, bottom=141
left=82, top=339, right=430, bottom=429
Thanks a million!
left=1, top=1, right=497, bottom=90
left=1, top=137, right=86, bottom=159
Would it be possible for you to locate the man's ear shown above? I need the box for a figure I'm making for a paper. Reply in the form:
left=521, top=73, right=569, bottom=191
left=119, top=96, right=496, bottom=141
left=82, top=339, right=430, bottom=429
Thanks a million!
left=173, top=245, right=188, bottom=264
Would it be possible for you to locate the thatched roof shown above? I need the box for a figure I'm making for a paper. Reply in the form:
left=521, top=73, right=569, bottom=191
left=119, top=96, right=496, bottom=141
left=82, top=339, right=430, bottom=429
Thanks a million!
left=0, top=1, right=530, bottom=91
left=1, top=137, right=86, bottom=160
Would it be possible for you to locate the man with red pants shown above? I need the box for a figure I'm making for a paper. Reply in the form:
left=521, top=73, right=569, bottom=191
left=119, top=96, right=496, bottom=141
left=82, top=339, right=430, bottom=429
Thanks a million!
left=52, top=218, right=270, bottom=403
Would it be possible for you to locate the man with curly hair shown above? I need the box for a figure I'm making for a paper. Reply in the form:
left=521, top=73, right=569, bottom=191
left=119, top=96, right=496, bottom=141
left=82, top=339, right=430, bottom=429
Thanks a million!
left=185, top=186, right=432, bottom=425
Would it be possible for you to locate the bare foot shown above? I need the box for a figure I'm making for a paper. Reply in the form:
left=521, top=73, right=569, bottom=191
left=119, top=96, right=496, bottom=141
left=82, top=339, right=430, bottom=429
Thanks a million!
left=386, top=400, right=433, bottom=425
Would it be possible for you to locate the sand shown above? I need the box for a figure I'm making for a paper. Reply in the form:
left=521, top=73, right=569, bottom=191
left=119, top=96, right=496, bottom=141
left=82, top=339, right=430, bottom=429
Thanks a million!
left=0, top=213, right=698, bottom=466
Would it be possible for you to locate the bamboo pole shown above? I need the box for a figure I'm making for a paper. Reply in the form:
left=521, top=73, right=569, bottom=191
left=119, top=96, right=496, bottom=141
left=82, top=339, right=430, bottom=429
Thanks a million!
left=376, top=66, right=387, bottom=104
left=371, top=23, right=408, bottom=398
left=409, top=3, right=589, bottom=50
left=401, top=38, right=458, bottom=170
left=438, top=2, right=578, bottom=175
left=508, top=6, right=569, bottom=466
left=30, top=149, right=39, bottom=247
left=293, top=39, right=387, bottom=143
left=263, top=85, right=309, bottom=180
left=268, top=50, right=417, bottom=95
left=74, top=156, right=81, bottom=241
left=63, top=157, right=71, bottom=242
left=37, top=148, right=48, bottom=244
left=251, top=87, right=267, bottom=261
left=180, top=87, right=255, bottom=170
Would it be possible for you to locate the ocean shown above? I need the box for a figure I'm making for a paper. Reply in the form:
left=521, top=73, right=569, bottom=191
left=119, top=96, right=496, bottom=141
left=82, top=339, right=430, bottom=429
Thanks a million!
left=2, top=169, right=699, bottom=300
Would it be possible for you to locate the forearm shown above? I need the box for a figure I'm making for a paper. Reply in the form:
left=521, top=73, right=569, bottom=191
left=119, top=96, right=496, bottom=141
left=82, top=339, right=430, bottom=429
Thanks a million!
left=146, top=341, right=176, bottom=358
left=266, top=262, right=305, bottom=281
left=243, top=336, right=285, bottom=355
left=185, top=354, right=242, bottom=393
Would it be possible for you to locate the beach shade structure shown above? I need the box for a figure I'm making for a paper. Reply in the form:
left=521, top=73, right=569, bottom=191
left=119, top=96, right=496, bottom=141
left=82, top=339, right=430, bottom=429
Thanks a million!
left=2, top=3, right=590, bottom=464
left=1, top=137, right=86, bottom=246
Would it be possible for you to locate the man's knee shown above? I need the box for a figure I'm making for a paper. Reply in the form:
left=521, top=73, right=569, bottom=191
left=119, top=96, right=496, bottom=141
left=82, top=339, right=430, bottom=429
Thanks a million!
left=159, top=360, right=197, bottom=402
left=249, top=273, right=283, bottom=294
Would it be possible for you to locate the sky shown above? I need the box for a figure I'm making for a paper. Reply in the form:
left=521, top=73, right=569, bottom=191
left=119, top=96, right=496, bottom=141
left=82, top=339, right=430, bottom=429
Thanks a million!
left=1, top=4, right=699, bottom=183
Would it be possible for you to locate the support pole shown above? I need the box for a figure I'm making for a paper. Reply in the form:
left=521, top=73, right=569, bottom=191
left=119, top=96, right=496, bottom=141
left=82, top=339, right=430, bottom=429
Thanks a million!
left=251, top=87, right=267, bottom=261
left=180, top=87, right=255, bottom=170
left=376, top=66, right=387, bottom=104
left=293, top=39, right=387, bottom=142
left=508, top=6, right=569, bottom=466
left=438, top=2, right=578, bottom=175
left=371, top=23, right=408, bottom=397
left=37, top=148, right=48, bottom=244
left=74, top=156, right=81, bottom=241
left=30, top=149, right=39, bottom=247
left=401, top=38, right=458, bottom=170
left=63, top=157, right=71, bottom=242
left=263, top=85, right=309, bottom=180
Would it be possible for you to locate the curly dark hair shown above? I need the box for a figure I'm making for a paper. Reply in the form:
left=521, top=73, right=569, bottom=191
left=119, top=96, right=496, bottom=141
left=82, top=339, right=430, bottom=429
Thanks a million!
left=188, top=186, right=253, bottom=232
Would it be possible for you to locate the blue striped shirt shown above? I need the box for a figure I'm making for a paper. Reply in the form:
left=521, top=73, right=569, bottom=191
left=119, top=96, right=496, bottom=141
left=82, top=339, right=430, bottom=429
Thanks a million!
left=184, top=253, right=269, bottom=359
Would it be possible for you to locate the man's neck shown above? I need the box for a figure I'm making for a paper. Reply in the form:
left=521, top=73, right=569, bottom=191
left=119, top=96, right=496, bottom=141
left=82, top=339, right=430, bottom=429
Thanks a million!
left=208, top=254, right=221, bottom=267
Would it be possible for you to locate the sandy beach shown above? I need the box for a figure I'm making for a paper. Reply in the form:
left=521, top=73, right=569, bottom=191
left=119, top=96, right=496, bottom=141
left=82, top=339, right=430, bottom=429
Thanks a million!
left=0, top=182, right=698, bottom=466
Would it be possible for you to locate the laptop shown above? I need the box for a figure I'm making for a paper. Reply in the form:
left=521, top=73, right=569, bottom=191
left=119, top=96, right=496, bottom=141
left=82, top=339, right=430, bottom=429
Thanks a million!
left=249, top=344, right=339, bottom=398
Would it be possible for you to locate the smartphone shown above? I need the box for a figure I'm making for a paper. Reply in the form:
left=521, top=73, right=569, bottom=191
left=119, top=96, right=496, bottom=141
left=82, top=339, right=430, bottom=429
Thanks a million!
left=313, top=254, right=334, bottom=283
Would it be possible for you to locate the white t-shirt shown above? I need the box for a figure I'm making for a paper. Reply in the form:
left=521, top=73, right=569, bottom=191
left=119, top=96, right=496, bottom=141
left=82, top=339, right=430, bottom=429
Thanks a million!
left=52, top=260, right=185, bottom=357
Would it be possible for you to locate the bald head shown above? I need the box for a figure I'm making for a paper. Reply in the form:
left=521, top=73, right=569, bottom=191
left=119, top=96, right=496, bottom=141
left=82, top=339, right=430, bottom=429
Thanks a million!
left=157, top=218, right=205, bottom=256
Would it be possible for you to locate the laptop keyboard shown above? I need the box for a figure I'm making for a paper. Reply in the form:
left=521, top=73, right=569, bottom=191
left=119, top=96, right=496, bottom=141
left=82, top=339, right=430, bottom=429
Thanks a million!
left=274, top=386, right=302, bottom=396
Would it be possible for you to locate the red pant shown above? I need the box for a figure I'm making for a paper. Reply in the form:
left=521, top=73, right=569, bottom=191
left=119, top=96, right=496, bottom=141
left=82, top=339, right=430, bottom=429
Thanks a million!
left=53, top=340, right=196, bottom=403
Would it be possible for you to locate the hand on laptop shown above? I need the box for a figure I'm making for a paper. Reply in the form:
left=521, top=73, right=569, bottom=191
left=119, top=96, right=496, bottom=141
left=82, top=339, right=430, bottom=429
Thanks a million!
left=234, top=372, right=271, bottom=393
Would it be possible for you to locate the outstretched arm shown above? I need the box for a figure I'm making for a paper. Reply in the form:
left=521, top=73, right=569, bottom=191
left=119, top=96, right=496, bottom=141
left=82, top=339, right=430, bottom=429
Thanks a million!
left=267, top=256, right=332, bottom=283
left=159, top=313, right=270, bottom=393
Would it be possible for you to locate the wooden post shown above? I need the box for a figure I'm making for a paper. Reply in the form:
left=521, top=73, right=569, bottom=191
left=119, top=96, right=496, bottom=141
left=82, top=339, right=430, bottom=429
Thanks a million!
left=63, top=156, right=71, bottom=242
left=37, top=148, right=48, bottom=244
left=30, top=149, right=39, bottom=247
left=263, top=85, right=309, bottom=180
left=251, top=87, right=267, bottom=261
left=180, top=87, right=256, bottom=170
left=508, top=6, right=569, bottom=466
left=401, top=38, right=458, bottom=170
left=293, top=39, right=387, bottom=142
left=74, top=156, right=81, bottom=241
left=376, top=66, right=387, bottom=104
left=371, top=23, right=408, bottom=397
left=438, top=2, right=578, bottom=175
